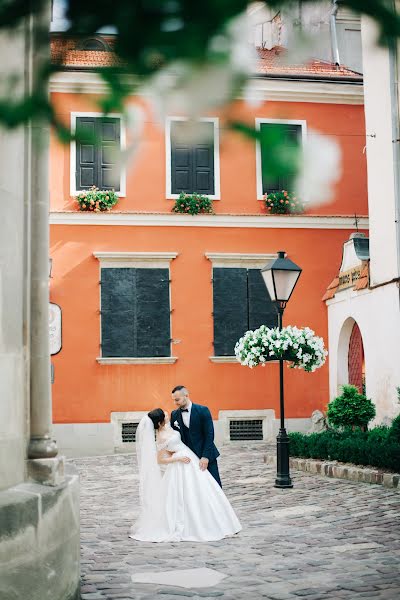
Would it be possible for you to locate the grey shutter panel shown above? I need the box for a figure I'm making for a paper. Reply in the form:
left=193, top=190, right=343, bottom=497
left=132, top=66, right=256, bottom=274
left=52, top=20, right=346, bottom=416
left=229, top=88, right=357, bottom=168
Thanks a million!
left=101, top=268, right=171, bottom=358
left=193, top=121, right=215, bottom=195
left=99, top=117, right=121, bottom=191
left=247, top=269, right=278, bottom=330
left=171, top=121, right=215, bottom=195
left=76, top=117, right=97, bottom=190
left=260, top=123, right=301, bottom=195
left=101, top=268, right=135, bottom=357
left=171, top=145, right=193, bottom=194
left=213, top=268, right=248, bottom=356
left=171, top=121, right=193, bottom=194
left=136, top=268, right=171, bottom=357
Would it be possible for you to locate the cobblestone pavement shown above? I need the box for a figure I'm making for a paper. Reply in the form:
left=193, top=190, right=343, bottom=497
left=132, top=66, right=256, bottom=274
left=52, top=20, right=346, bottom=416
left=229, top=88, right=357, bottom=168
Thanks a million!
left=72, top=444, right=400, bottom=600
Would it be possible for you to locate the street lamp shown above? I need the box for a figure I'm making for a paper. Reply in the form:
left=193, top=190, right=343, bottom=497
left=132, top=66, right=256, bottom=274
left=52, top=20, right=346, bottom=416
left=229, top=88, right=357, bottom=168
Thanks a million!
left=261, top=251, right=302, bottom=488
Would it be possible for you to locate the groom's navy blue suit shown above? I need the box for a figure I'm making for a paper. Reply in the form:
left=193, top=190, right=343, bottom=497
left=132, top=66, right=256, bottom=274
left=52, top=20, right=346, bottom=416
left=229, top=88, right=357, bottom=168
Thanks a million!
left=171, top=403, right=222, bottom=487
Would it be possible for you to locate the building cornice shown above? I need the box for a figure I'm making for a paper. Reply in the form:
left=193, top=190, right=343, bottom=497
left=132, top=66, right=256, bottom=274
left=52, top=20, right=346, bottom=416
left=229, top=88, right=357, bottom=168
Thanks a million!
left=50, top=212, right=369, bottom=230
left=50, top=71, right=364, bottom=104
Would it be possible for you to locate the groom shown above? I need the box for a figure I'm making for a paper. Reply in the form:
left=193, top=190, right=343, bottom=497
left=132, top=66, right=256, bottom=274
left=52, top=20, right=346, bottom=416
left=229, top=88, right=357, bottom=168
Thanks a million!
left=171, top=385, right=222, bottom=487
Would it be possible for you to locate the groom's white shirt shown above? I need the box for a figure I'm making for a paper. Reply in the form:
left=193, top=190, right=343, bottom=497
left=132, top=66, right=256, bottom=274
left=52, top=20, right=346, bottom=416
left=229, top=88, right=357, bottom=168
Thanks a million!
left=181, top=401, right=192, bottom=428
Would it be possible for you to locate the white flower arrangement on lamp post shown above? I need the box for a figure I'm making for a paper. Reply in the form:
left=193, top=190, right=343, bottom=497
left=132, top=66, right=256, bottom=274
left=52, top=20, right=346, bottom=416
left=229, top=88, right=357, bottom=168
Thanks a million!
left=234, top=324, right=328, bottom=373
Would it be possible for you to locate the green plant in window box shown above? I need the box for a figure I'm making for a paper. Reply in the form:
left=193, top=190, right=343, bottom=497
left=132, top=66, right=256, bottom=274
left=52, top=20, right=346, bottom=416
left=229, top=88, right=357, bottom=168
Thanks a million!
left=264, top=190, right=304, bottom=215
left=172, top=192, right=214, bottom=215
left=75, top=186, right=119, bottom=212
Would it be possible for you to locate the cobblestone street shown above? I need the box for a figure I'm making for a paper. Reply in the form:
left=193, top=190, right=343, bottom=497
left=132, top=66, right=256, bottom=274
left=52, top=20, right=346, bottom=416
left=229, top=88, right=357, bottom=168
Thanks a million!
left=73, top=444, right=400, bottom=600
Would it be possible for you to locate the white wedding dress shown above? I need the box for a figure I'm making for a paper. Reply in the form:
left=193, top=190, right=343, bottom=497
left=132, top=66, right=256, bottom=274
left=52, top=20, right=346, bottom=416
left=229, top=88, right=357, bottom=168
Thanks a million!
left=129, top=417, right=241, bottom=542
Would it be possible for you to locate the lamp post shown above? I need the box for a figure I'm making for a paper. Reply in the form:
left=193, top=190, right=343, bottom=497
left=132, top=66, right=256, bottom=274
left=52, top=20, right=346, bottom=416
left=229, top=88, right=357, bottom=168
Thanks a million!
left=261, top=251, right=302, bottom=488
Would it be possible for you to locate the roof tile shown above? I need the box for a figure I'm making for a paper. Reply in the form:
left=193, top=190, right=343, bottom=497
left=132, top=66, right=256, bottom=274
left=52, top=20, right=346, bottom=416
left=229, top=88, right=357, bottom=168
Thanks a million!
left=255, top=46, right=362, bottom=79
left=50, top=37, right=362, bottom=79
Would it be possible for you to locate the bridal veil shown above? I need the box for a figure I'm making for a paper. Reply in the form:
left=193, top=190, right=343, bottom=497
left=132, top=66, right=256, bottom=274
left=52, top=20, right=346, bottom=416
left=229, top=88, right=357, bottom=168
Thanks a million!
left=130, top=415, right=164, bottom=537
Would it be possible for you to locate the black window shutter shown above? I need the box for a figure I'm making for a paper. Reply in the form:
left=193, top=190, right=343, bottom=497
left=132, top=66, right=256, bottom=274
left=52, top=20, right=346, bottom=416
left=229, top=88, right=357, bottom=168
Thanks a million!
left=260, top=123, right=301, bottom=195
left=171, top=121, right=192, bottom=194
left=99, top=117, right=121, bottom=191
left=135, top=268, right=171, bottom=357
left=171, top=121, right=215, bottom=195
left=76, top=117, right=98, bottom=190
left=171, top=144, right=193, bottom=194
left=247, top=269, right=278, bottom=330
left=101, top=268, right=171, bottom=358
left=76, top=116, right=120, bottom=191
left=193, top=121, right=215, bottom=195
left=213, top=268, right=248, bottom=356
left=101, top=268, right=136, bottom=357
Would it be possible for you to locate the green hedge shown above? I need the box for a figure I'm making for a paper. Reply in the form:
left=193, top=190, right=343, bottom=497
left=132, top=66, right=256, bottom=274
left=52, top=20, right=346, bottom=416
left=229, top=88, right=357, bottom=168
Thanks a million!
left=289, top=427, right=400, bottom=472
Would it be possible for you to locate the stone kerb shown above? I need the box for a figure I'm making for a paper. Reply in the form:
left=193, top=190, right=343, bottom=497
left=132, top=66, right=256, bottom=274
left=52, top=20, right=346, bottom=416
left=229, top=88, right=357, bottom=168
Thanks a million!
left=265, top=454, right=400, bottom=491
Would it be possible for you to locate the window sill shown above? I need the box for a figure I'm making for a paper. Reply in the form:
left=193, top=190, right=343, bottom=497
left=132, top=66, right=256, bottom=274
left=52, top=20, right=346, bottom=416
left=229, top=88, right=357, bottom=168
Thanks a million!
left=209, top=356, right=238, bottom=363
left=72, top=192, right=126, bottom=199
left=97, top=357, right=178, bottom=365
left=166, top=196, right=220, bottom=201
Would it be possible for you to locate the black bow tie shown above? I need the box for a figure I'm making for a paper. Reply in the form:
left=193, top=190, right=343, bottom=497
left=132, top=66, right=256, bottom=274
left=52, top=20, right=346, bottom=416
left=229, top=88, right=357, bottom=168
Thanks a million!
left=180, top=408, right=189, bottom=413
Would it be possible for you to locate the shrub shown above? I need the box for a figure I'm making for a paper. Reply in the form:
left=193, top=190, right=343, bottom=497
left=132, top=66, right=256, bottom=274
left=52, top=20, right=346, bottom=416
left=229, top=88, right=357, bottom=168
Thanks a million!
left=327, top=385, right=376, bottom=430
left=289, top=429, right=400, bottom=472
left=75, top=186, right=119, bottom=212
left=389, top=413, right=400, bottom=443
left=264, top=190, right=304, bottom=215
left=172, top=192, right=213, bottom=215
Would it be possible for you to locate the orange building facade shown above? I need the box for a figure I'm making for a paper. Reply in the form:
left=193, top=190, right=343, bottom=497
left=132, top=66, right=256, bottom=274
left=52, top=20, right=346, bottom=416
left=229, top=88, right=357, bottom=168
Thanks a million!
left=49, top=42, right=368, bottom=455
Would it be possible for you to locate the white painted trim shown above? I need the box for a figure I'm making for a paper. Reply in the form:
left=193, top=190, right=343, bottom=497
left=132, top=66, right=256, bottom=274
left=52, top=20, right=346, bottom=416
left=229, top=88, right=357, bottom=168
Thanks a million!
left=242, top=78, right=363, bottom=105
left=111, top=411, right=147, bottom=451
left=94, top=251, right=178, bottom=269
left=206, top=252, right=275, bottom=268
left=97, top=357, right=178, bottom=364
left=218, top=409, right=276, bottom=442
left=50, top=72, right=364, bottom=105
left=51, top=211, right=369, bottom=230
left=70, top=111, right=127, bottom=198
left=255, top=118, right=307, bottom=201
left=165, top=116, right=221, bottom=200
left=209, top=356, right=238, bottom=363
left=326, top=286, right=371, bottom=306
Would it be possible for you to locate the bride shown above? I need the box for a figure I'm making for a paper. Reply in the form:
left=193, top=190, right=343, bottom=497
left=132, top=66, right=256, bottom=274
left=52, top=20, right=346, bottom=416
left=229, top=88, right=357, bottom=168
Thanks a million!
left=129, top=408, right=242, bottom=542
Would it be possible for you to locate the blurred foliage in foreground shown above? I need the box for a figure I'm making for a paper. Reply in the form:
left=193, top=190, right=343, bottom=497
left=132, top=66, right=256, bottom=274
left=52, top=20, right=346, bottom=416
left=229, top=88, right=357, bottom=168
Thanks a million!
left=0, top=0, right=398, bottom=131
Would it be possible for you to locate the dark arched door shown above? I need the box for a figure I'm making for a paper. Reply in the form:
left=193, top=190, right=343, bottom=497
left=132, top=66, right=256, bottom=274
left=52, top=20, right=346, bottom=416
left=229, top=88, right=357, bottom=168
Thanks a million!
left=348, top=322, right=365, bottom=393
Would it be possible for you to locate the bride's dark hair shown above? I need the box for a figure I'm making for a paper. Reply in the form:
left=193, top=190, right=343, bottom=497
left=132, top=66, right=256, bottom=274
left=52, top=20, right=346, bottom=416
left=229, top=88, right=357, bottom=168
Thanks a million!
left=148, top=408, right=165, bottom=430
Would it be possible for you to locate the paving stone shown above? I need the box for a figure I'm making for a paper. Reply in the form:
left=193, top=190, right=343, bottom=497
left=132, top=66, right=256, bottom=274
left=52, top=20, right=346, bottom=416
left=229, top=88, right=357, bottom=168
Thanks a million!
left=157, top=589, right=197, bottom=597
left=72, top=444, right=400, bottom=600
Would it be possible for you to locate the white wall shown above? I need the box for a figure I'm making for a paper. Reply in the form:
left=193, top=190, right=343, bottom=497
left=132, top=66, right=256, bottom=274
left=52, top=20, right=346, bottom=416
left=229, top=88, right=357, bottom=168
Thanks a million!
left=0, top=26, right=29, bottom=491
left=362, top=17, right=400, bottom=284
left=327, top=284, right=400, bottom=423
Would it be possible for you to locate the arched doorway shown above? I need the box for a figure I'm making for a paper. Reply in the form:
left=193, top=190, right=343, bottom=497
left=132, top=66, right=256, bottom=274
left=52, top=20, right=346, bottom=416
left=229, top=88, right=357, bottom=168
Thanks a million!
left=348, top=322, right=365, bottom=393
left=337, top=317, right=366, bottom=394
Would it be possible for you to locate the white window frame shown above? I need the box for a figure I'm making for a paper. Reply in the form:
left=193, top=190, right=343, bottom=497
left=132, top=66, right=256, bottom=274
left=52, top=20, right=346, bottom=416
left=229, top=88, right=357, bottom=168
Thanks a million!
left=93, top=252, right=178, bottom=365
left=165, top=116, right=221, bottom=200
left=255, top=118, right=307, bottom=200
left=70, top=112, right=126, bottom=197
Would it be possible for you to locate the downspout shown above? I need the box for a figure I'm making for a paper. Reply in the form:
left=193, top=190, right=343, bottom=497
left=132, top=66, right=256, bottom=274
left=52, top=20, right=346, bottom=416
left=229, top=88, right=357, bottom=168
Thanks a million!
left=330, top=0, right=341, bottom=66
left=388, top=5, right=400, bottom=280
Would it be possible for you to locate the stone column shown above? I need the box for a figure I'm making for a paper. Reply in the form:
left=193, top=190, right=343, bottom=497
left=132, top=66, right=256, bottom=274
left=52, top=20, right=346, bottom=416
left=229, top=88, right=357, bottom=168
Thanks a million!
left=27, top=1, right=57, bottom=460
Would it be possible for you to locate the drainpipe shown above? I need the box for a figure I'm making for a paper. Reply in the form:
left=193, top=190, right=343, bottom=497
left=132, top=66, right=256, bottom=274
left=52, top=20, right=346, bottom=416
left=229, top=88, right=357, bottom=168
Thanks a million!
left=388, top=7, right=400, bottom=280
left=27, top=0, right=58, bottom=459
left=330, top=0, right=341, bottom=66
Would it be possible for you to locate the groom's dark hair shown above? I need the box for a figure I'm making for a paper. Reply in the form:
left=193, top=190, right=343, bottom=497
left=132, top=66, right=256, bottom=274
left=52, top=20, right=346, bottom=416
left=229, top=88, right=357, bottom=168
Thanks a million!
left=171, top=385, right=187, bottom=394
